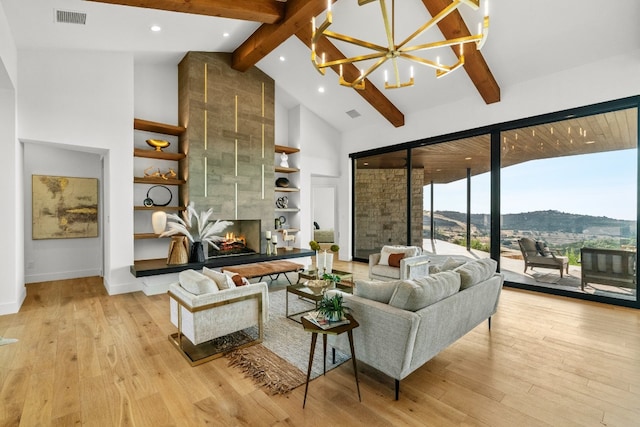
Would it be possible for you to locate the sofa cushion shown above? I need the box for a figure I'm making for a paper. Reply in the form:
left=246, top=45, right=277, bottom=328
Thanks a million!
left=453, top=258, right=498, bottom=290
left=388, top=253, right=405, bottom=268
left=371, top=263, right=401, bottom=279
left=379, top=245, right=421, bottom=266
left=388, top=271, right=461, bottom=311
left=354, top=279, right=401, bottom=304
left=223, top=270, right=250, bottom=287
left=203, top=267, right=236, bottom=290
left=429, top=257, right=466, bottom=274
left=179, top=269, right=218, bottom=295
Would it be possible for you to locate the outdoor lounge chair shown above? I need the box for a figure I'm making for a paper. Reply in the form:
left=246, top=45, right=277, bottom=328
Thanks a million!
left=518, top=237, right=569, bottom=278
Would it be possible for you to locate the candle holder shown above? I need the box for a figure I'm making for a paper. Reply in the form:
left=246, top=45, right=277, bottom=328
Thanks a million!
left=266, top=237, right=272, bottom=255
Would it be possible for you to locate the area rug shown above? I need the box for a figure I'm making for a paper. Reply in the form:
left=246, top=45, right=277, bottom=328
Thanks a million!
left=225, top=288, right=350, bottom=395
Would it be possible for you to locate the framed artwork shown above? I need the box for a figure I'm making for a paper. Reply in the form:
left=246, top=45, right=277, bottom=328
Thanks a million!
left=32, top=175, right=99, bottom=240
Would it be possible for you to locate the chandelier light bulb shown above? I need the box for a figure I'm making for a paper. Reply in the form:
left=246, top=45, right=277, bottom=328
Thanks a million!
left=410, top=66, right=414, bottom=78
left=384, top=69, right=388, bottom=82
left=340, top=64, right=343, bottom=77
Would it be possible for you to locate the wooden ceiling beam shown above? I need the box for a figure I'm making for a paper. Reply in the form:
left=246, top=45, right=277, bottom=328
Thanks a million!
left=232, top=0, right=328, bottom=71
left=294, top=25, right=405, bottom=128
left=86, top=0, right=285, bottom=24
left=421, top=0, right=500, bottom=104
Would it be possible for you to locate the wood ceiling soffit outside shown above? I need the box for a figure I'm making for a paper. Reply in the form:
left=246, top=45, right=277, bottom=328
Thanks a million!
left=232, top=0, right=405, bottom=128
left=85, top=0, right=285, bottom=23
left=421, top=0, right=500, bottom=104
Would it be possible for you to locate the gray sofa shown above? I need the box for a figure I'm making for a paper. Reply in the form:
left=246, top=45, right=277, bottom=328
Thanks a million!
left=329, top=258, right=503, bottom=399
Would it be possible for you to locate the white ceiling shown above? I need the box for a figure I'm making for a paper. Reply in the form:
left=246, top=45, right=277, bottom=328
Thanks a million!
left=3, top=0, right=640, bottom=132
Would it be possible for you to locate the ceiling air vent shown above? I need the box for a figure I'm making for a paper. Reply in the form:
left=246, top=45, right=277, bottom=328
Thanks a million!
left=346, top=109, right=361, bottom=119
left=55, top=9, right=87, bottom=25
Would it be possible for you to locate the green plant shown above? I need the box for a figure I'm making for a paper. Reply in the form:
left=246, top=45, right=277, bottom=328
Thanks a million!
left=322, top=273, right=341, bottom=284
left=309, top=240, right=321, bottom=251
left=330, top=244, right=340, bottom=252
left=316, top=293, right=346, bottom=322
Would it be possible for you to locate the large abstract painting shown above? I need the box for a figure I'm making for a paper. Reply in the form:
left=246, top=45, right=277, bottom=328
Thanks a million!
left=32, top=175, right=99, bottom=239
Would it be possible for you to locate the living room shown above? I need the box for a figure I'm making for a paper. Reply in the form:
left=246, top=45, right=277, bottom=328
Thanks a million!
left=1, top=0, right=639, bottom=424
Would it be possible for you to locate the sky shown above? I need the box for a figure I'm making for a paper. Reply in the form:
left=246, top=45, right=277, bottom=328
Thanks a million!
left=424, top=150, right=638, bottom=221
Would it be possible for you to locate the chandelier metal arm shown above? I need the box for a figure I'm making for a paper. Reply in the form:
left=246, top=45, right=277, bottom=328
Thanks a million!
left=321, top=52, right=387, bottom=69
left=322, top=30, right=389, bottom=53
left=400, top=35, right=482, bottom=55
left=397, top=0, right=466, bottom=50
left=343, top=55, right=389, bottom=89
left=379, top=0, right=396, bottom=53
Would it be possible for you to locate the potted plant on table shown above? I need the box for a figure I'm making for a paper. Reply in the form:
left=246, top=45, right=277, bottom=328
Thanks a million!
left=316, top=293, right=347, bottom=322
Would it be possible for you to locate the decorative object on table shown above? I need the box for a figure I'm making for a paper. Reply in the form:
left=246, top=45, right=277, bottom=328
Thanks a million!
left=316, top=250, right=334, bottom=275
left=160, top=202, right=233, bottom=264
left=151, top=210, right=167, bottom=234
left=330, top=244, right=340, bottom=253
left=167, top=235, right=190, bottom=265
left=280, top=152, right=289, bottom=168
left=309, top=240, right=321, bottom=251
left=282, top=229, right=296, bottom=251
left=276, top=196, right=288, bottom=209
left=143, top=166, right=177, bottom=180
left=275, top=177, right=289, bottom=188
left=266, top=230, right=273, bottom=255
left=144, top=184, right=172, bottom=207
left=322, top=273, right=341, bottom=287
left=316, top=293, right=347, bottom=322
left=189, top=241, right=205, bottom=263
left=32, top=175, right=98, bottom=240
left=271, top=234, right=278, bottom=250
left=146, top=138, right=170, bottom=151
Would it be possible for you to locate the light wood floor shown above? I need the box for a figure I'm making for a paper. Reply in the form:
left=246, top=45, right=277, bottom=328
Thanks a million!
left=1, top=260, right=639, bottom=426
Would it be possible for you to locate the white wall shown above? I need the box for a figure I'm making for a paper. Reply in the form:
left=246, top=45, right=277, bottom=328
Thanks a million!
left=18, top=49, right=136, bottom=295
left=338, top=51, right=640, bottom=258
left=0, top=2, right=24, bottom=314
left=24, top=143, right=103, bottom=283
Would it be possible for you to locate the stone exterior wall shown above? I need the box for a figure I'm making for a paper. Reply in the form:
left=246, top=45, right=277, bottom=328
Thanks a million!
left=178, top=52, right=275, bottom=251
left=355, top=168, right=424, bottom=253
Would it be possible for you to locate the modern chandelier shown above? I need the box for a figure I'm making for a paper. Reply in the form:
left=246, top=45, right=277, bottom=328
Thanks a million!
left=311, top=0, right=489, bottom=90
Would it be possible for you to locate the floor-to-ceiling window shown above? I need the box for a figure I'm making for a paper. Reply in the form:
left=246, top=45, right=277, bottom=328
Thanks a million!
left=500, top=108, right=637, bottom=302
left=351, top=97, right=639, bottom=307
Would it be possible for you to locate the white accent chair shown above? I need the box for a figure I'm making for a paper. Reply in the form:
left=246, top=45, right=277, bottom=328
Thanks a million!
left=168, top=270, right=269, bottom=366
left=369, top=245, right=430, bottom=281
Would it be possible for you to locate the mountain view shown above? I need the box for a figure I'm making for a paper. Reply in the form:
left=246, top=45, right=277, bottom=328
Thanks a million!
left=424, top=210, right=637, bottom=255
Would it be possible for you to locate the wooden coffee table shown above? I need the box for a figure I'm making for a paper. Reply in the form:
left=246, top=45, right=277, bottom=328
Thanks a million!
left=286, top=281, right=353, bottom=323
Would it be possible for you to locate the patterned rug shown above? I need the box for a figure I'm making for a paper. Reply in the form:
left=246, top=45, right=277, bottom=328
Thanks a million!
left=225, top=288, right=350, bottom=395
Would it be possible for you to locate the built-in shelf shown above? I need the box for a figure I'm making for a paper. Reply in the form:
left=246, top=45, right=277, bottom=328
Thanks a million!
left=275, top=144, right=300, bottom=155
left=275, top=166, right=300, bottom=173
left=134, top=177, right=186, bottom=185
left=275, top=208, right=300, bottom=213
left=134, top=118, right=185, bottom=136
left=134, top=148, right=186, bottom=161
left=276, top=228, right=300, bottom=233
left=134, top=206, right=186, bottom=211
left=274, top=187, right=300, bottom=192
left=134, top=233, right=169, bottom=240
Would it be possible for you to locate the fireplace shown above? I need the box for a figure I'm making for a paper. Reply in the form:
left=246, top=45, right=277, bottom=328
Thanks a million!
left=207, top=219, right=261, bottom=258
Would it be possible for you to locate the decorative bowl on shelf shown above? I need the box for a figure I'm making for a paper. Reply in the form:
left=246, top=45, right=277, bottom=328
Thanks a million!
left=275, top=177, right=290, bottom=188
left=146, top=139, right=170, bottom=151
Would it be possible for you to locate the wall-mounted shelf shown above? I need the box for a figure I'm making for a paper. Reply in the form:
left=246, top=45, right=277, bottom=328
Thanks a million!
left=275, top=144, right=300, bottom=155
left=134, top=148, right=186, bottom=161
left=275, top=208, right=300, bottom=213
left=134, top=206, right=186, bottom=211
left=277, top=228, right=300, bottom=233
left=134, top=233, right=170, bottom=240
left=134, top=177, right=186, bottom=185
left=275, top=187, right=300, bottom=192
left=134, top=118, right=185, bottom=136
left=275, top=166, right=300, bottom=173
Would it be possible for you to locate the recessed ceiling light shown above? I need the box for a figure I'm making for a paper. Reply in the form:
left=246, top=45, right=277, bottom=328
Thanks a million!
left=318, top=87, right=325, bottom=93
left=150, top=25, right=161, bottom=32
left=223, top=32, right=230, bottom=37
left=279, top=56, right=285, bottom=62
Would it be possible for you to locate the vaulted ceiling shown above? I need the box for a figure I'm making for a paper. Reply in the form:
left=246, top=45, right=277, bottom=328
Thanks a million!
left=85, top=0, right=500, bottom=128
left=2, top=0, right=639, bottom=133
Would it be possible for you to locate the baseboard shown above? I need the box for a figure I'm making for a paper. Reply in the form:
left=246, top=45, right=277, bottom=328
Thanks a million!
left=0, top=286, right=27, bottom=315
left=140, top=272, right=179, bottom=296
left=103, top=277, right=142, bottom=295
left=25, top=268, right=102, bottom=284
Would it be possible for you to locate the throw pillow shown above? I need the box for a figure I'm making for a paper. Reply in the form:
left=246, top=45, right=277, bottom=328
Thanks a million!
left=178, top=269, right=218, bottom=295
left=440, top=257, right=467, bottom=271
left=203, top=267, right=236, bottom=290
left=353, top=279, right=402, bottom=304
left=453, top=258, right=498, bottom=290
left=223, top=270, right=249, bottom=287
left=388, top=253, right=405, bottom=268
left=379, top=245, right=421, bottom=266
left=388, top=271, right=461, bottom=311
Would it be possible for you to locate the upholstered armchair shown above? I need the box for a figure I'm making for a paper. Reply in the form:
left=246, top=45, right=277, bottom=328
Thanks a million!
left=168, top=269, right=269, bottom=366
left=518, top=237, right=569, bottom=277
left=368, top=245, right=430, bottom=281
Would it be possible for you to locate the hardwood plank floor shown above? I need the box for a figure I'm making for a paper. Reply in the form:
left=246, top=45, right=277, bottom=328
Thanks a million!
left=0, top=260, right=638, bottom=426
